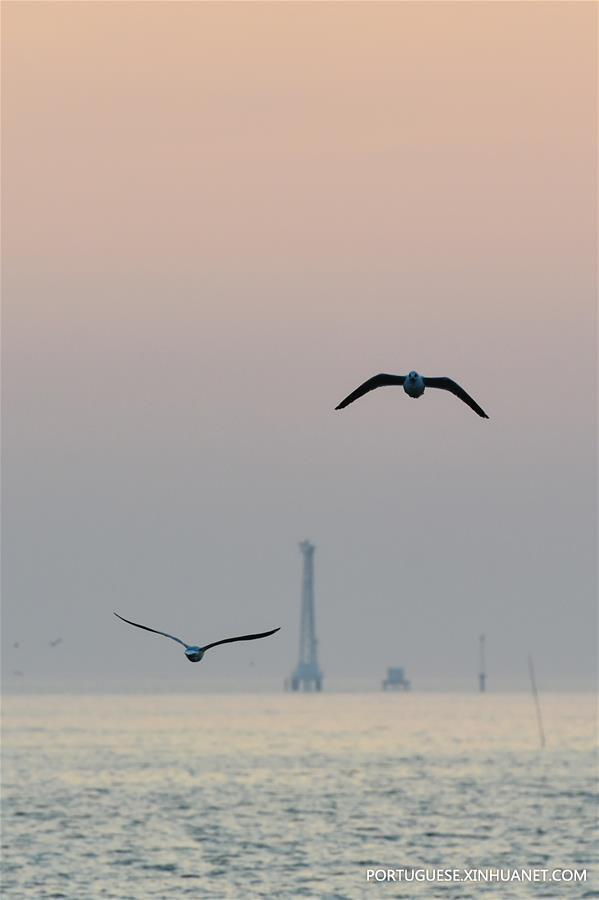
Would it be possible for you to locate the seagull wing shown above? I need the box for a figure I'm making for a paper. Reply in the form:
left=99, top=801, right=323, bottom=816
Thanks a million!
left=113, top=612, right=189, bottom=648
left=424, top=377, right=489, bottom=418
left=335, top=373, right=405, bottom=410
left=202, top=627, right=280, bottom=653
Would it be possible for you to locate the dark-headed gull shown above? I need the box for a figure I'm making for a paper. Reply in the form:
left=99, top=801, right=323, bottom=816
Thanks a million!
left=335, top=370, right=488, bottom=418
left=114, top=612, right=280, bottom=662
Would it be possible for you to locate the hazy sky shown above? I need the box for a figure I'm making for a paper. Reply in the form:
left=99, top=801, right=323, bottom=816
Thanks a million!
left=2, top=2, right=596, bottom=691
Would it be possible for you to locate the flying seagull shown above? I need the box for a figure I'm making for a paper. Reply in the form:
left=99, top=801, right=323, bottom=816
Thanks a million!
left=114, top=612, right=280, bottom=662
left=335, top=370, right=488, bottom=418
left=49, top=637, right=63, bottom=647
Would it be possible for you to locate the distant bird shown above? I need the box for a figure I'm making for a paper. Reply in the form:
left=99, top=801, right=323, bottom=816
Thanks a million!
left=49, top=638, right=63, bottom=647
left=114, top=612, right=280, bottom=663
left=13, top=642, right=20, bottom=649
left=335, top=370, right=488, bottom=418
left=13, top=670, right=24, bottom=677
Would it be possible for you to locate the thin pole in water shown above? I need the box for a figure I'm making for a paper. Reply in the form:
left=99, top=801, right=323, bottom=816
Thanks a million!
left=478, top=633, right=486, bottom=693
left=528, top=654, right=546, bottom=749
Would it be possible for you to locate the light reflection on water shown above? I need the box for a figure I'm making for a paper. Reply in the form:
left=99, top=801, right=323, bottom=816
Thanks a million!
left=2, top=693, right=597, bottom=898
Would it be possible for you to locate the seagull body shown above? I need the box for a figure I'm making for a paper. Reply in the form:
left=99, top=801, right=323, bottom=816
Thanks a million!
left=335, top=370, right=488, bottom=418
left=114, top=612, right=280, bottom=663
left=403, top=371, right=425, bottom=399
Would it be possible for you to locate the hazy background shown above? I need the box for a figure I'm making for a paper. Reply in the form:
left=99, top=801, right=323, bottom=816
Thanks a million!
left=2, top=1, right=596, bottom=691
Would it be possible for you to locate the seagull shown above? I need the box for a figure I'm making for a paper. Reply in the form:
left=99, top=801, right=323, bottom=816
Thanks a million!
left=335, top=370, right=488, bottom=418
left=114, top=612, right=280, bottom=662
left=49, top=637, right=63, bottom=647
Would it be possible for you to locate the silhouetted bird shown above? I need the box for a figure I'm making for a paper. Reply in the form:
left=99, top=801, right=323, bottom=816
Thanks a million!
left=335, top=370, right=488, bottom=418
left=114, top=612, right=280, bottom=663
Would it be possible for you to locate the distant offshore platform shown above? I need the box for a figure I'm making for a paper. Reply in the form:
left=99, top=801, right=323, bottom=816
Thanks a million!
left=287, top=540, right=323, bottom=692
left=382, top=667, right=411, bottom=690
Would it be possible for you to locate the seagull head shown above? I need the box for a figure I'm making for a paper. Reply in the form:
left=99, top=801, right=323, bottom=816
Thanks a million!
left=185, top=646, right=204, bottom=662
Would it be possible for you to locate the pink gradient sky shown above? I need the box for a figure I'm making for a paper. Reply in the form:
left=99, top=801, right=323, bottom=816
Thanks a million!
left=3, top=2, right=596, bottom=689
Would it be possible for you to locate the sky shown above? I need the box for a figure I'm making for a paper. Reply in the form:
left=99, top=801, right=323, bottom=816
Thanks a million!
left=2, top=1, right=596, bottom=691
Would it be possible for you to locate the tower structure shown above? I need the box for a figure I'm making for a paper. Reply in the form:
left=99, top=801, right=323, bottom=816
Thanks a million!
left=479, top=633, right=487, bottom=693
left=290, top=541, right=323, bottom=691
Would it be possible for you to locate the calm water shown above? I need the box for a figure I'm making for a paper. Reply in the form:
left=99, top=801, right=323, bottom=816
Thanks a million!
left=2, top=692, right=597, bottom=899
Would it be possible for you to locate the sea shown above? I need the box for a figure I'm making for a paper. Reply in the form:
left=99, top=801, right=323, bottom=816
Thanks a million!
left=1, top=692, right=597, bottom=899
